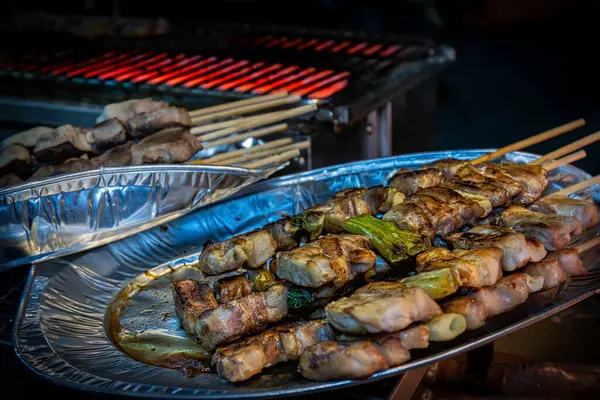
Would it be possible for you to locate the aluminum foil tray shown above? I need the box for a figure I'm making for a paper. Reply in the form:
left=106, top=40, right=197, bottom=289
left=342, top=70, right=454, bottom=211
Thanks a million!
left=0, top=163, right=281, bottom=270
left=13, top=150, right=600, bottom=399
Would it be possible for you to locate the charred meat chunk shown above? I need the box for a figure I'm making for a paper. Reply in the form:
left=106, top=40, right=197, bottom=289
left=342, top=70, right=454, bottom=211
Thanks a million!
left=130, top=127, right=201, bottom=165
left=389, top=168, right=443, bottom=196
left=172, top=279, right=218, bottom=334
left=126, top=107, right=191, bottom=139
left=33, top=124, right=93, bottom=163
left=0, top=144, right=33, bottom=179
left=29, top=154, right=94, bottom=181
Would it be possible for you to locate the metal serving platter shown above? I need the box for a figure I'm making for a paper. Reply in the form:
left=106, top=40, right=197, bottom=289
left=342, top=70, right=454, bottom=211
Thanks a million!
left=13, top=150, right=600, bottom=399
left=0, top=163, right=282, bottom=271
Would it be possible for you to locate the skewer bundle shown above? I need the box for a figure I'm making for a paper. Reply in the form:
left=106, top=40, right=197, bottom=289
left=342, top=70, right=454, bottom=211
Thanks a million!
left=0, top=92, right=315, bottom=188
left=162, top=121, right=600, bottom=383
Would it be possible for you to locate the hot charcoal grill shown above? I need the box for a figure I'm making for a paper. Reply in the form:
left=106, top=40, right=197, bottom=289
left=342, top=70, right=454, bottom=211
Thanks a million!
left=0, top=21, right=453, bottom=165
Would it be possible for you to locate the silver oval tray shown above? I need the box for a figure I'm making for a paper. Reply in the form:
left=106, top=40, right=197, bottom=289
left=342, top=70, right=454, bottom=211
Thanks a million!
left=0, top=163, right=281, bottom=271
left=13, top=150, right=600, bottom=399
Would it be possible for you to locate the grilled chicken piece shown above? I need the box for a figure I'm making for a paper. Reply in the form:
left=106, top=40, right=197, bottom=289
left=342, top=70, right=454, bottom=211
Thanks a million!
left=0, top=172, right=23, bottom=188
left=90, top=142, right=134, bottom=167
left=172, top=280, right=218, bottom=335
left=195, top=284, right=288, bottom=350
left=467, top=225, right=547, bottom=262
left=417, top=187, right=486, bottom=224
left=2, top=126, right=54, bottom=148
left=126, top=107, right=191, bottom=138
left=425, top=158, right=470, bottom=178
left=416, top=247, right=503, bottom=288
left=29, top=154, right=94, bottom=181
left=446, top=228, right=532, bottom=271
left=214, top=276, right=253, bottom=303
left=482, top=163, right=548, bottom=205
left=0, top=144, right=33, bottom=179
left=383, top=201, right=435, bottom=238
left=96, top=98, right=170, bottom=123
left=298, top=325, right=430, bottom=381
left=212, top=319, right=333, bottom=382
left=389, top=168, right=443, bottom=196
left=198, top=229, right=277, bottom=275
left=88, top=118, right=127, bottom=152
left=130, top=127, right=201, bottom=165
left=275, top=234, right=376, bottom=288
left=442, top=178, right=512, bottom=208
left=523, top=258, right=567, bottom=290
left=501, top=206, right=582, bottom=251
left=530, top=196, right=599, bottom=231
left=325, top=281, right=442, bottom=334
left=469, top=164, right=524, bottom=198
left=443, top=273, right=544, bottom=330
left=33, top=124, right=93, bottom=163
left=543, top=248, right=586, bottom=277
left=526, top=238, right=548, bottom=262
left=264, top=218, right=300, bottom=251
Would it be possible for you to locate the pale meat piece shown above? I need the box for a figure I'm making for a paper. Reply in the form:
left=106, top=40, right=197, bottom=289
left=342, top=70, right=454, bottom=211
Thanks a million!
left=382, top=201, right=435, bottom=238
left=198, top=229, right=277, bottom=275
left=446, top=228, right=532, bottom=271
left=172, top=280, right=218, bottom=335
left=275, top=234, right=376, bottom=288
left=130, top=127, right=201, bottom=165
left=33, top=124, right=93, bottom=163
left=441, top=178, right=512, bottom=208
left=543, top=248, right=586, bottom=277
left=526, top=238, right=548, bottom=262
left=88, top=118, right=127, bottom=152
left=2, top=126, right=54, bottom=148
left=214, top=275, right=253, bottom=303
left=389, top=168, right=443, bottom=196
left=90, top=142, right=133, bottom=167
left=530, top=196, right=598, bottom=232
left=126, top=107, right=191, bottom=138
left=466, top=225, right=548, bottom=263
left=29, top=154, right=94, bottom=181
left=264, top=218, right=300, bottom=251
left=523, top=258, right=567, bottom=290
left=443, top=273, right=544, bottom=330
left=417, top=187, right=486, bottom=224
left=298, top=325, right=430, bottom=381
left=325, top=281, right=442, bottom=334
left=424, top=158, right=470, bottom=178
left=482, top=163, right=548, bottom=205
left=416, top=247, right=503, bottom=288
left=96, top=98, right=170, bottom=123
left=0, top=172, right=23, bottom=188
left=501, top=206, right=582, bottom=251
left=0, top=144, right=33, bottom=179
left=195, top=284, right=288, bottom=350
left=212, top=319, right=333, bottom=382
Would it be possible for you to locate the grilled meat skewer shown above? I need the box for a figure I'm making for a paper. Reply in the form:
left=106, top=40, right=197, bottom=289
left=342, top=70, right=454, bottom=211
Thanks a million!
left=523, top=248, right=587, bottom=290
left=416, top=247, right=503, bottom=288
left=500, top=206, right=582, bottom=251
left=274, top=234, right=376, bottom=288
left=325, top=281, right=442, bottom=334
left=212, top=318, right=334, bottom=382
left=1, top=126, right=54, bottom=148
left=298, top=324, right=430, bottom=381
left=0, top=144, right=33, bottom=179
left=174, top=282, right=288, bottom=350
left=96, top=98, right=170, bottom=123
left=530, top=196, right=599, bottom=232
left=443, top=273, right=544, bottom=330
left=126, top=106, right=191, bottom=139
left=445, top=226, right=547, bottom=271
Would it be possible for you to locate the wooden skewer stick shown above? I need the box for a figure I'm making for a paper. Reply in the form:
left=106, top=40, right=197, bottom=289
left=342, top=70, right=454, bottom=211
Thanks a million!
left=530, top=131, right=600, bottom=165
left=542, top=150, right=587, bottom=171
left=197, top=104, right=317, bottom=142
left=191, top=138, right=293, bottom=165
left=242, top=149, right=301, bottom=169
left=574, top=236, right=600, bottom=254
left=191, top=95, right=301, bottom=125
left=470, top=118, right=586, bottom=165
left=191, top=113, right=267, bottom=135
left=201, top=123, right=288, bottom=149
left=188, top=92, right=289, bottom=118
left=545, top=175, right=600, bottom=198
left=217, top=141, right=311, bottom=166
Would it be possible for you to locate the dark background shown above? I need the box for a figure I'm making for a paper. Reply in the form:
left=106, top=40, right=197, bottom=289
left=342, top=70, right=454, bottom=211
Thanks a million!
left=2, top=1, right=600, bottom=398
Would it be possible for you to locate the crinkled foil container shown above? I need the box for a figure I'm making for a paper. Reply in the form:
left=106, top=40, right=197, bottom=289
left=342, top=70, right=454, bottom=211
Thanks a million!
left=13, top=150, right=600, bottom=399
left=0, top=163, right=281, bottom=270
